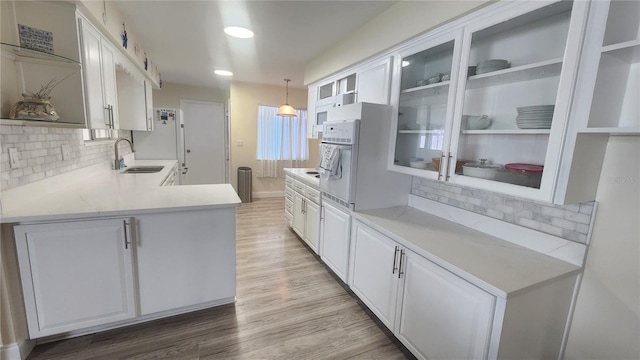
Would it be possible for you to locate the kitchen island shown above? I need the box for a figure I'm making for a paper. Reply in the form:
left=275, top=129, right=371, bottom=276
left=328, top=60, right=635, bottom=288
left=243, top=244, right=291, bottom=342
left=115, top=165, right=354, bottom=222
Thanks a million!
left=0, top=159, right=241, bottom=353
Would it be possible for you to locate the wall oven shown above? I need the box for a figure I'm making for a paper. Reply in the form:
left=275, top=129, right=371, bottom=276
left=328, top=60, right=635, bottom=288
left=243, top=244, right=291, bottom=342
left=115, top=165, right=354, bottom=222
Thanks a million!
left=319, top=119, right=359, bottom=209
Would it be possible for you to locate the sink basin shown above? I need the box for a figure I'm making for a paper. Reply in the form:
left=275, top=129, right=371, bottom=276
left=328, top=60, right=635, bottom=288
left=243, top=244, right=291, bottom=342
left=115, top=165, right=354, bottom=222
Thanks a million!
left=306, top=171, right=319, bottom=175
left=122, top=166, right=164, bottom=174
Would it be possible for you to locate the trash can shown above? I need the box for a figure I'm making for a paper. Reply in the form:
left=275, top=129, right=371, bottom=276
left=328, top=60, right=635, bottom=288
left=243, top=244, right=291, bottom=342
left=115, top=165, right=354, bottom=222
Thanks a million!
left=237, top=167, right=252, bottom=203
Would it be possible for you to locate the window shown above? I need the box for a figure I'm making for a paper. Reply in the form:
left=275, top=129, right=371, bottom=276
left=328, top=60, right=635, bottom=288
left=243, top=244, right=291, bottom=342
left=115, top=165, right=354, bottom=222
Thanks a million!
left=256, top=105, right=308, bottom=161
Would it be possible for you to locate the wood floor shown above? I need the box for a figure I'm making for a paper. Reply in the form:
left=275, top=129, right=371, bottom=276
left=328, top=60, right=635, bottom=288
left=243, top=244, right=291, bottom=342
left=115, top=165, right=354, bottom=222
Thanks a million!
left=27, top=198, right=414, bottom=360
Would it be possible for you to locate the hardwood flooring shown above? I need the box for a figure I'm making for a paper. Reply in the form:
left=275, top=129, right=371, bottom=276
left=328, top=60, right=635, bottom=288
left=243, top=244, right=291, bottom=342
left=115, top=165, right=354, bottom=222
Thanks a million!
left=27, top=198, right=414, bottom=360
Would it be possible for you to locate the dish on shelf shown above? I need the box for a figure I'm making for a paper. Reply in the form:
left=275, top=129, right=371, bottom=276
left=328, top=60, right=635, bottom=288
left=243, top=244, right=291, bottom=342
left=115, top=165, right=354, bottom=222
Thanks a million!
left=476, top=59, right=510, bottom=74
left=462, top=159, right=502, bottom=180
left=516, top=105, right=554, bottom=129
left=432, top=157, right=469, bottom=173
left=467, top=66, right=477, bottom=76
left=441, top=73, right=451, bottom=81
left=417, top=73, right=442, bottom=86
left=409, top=160, right=429, bottom=169
left=462, top=115, right=491, bottom=130
left=497, top=167, right=542, bottom=188
left=505, top=163, right=544, bottom=174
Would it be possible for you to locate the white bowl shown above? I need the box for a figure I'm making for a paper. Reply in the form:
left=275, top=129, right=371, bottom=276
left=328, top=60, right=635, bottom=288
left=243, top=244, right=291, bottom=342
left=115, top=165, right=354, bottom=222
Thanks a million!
left=462, top=159, right=502, bottom=180
left=462, top=115, right=491, bottom=130
left=409, top=161, right=428, bottom=169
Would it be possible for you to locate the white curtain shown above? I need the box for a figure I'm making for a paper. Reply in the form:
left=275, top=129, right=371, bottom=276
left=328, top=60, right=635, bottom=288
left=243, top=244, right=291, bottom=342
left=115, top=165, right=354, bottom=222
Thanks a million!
left=257, top=105, right=308, bottom=178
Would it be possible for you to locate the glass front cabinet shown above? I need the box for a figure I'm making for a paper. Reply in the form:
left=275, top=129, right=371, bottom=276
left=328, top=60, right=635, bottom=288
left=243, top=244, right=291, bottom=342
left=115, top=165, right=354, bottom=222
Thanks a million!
left=389, top=0, right=591, bottom=203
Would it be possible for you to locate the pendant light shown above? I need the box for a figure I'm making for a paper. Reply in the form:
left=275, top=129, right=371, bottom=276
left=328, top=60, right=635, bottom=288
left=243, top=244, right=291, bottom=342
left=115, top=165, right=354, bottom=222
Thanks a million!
left=277, top=79, right=297, bottom=117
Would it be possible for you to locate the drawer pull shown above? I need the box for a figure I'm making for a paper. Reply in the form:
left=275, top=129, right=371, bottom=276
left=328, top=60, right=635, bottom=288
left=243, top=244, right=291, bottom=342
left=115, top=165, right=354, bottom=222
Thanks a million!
left=392, top=246, right=399, bottom=274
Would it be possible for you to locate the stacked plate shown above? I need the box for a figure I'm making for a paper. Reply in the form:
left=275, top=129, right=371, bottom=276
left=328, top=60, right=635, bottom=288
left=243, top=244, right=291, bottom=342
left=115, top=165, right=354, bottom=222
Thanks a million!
left=476, top=59, right=509, bottom=74
left=516, top=105, right=555, bottom=129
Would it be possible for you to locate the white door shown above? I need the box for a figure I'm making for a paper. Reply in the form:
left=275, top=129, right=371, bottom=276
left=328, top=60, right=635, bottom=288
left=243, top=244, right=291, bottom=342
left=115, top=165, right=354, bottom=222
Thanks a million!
left=180, top=99, right=227, bottom=185
left=78, top=17, right=107, bottom=129
left=292, top=191, right=306, bottom=238
left=320, top=201, right=351, bottom=282
left=304, top=200, right=320, bottom=254
left=356, top=57, right=392, bottom=104
left=14, top=219, right=137, bottom=338
left=397, top=251, right=495, bottom=360
left=349, top=221, right=401, bottom=330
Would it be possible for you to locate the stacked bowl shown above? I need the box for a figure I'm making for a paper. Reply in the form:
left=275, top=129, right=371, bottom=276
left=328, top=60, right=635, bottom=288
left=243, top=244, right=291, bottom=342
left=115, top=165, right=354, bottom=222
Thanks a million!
left=476, top=59, right=509, bottom=74
left=516, top=105, right=555, bottom=129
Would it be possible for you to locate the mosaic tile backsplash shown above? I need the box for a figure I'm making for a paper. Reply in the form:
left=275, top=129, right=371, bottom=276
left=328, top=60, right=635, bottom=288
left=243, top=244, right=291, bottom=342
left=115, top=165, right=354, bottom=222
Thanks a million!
left=0, top=125, right=132, bottom=191
left=411, top=177, right=595, bottom=244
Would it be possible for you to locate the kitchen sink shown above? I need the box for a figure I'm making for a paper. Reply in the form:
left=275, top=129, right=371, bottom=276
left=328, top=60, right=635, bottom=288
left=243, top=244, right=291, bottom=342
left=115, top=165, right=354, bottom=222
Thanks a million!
left=122, top=166, right=164, bottom=174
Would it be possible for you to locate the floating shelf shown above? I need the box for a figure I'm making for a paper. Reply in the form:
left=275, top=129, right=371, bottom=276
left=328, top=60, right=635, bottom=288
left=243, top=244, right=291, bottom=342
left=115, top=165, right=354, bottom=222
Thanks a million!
left=578, top=127, right=640, bottom=136
left=0, top=118, right=85, bottom=128
left=401, top=81, right=450, bottom=96
left=601, top=40, right=640, bottom=63
left=461, top=129, right=551, bottom=135
left=465, top=58, right=563, bottom=90
left=0, top=42, right=80, bottom=66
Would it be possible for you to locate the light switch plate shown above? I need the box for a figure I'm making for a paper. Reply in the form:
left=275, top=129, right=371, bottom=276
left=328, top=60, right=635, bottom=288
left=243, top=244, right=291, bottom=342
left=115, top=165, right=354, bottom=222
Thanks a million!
left=8, top=148, right=19, bottom=169
left=61, top=144, right=72, bottom=160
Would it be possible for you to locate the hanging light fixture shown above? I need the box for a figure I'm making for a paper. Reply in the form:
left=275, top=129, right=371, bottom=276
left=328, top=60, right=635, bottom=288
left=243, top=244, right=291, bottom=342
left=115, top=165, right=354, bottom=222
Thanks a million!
left=277, top=79, right=297, bottom=117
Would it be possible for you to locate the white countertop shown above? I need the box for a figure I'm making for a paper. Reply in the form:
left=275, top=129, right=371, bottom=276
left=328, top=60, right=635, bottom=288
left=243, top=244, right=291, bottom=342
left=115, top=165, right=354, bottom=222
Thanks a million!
left=353, top=206, right=581, bottom=298
left=0, top=159, right=241, bottom=223
left=283, top=168, right=320, bottom=188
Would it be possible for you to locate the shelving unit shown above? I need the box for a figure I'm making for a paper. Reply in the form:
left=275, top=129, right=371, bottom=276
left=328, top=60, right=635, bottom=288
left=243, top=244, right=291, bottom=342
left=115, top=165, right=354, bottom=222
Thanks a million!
left=461, top=129, right=550, bottom=135
left=398, top=129, right=445, bottom=134
left=401, top=81, right=450, bottom=96
left=0, top=42, right=80, bottom=66
left=465, top=58, right=563, bottom=90
left=0, top=118, right=85, bottom=128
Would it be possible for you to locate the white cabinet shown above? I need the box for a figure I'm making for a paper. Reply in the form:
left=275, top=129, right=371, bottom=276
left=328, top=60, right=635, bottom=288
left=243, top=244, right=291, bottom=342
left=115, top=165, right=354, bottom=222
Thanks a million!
left=284, top=175, right=294, bottom=226
left=307, top=87, right=318, bottom=138
left=14, top=218, right=137, bottom=338
left=356, top=57, right=393, bottom=104
left=78, top=15, right=118, bottom=130
left=349, top=222, right=402, bottom=329
left=397, top=251, right=494, bottom=360
left=144, top=80, right=154, bottom=131
left=320, top=201, right=351, bottom=281
left=349, top=220, right=494, bottom=359
left=115, top=58, right=149, bottom=131
left=289, top=179, right=320, bottom=254
left=134, top=210, right=235, bottom=315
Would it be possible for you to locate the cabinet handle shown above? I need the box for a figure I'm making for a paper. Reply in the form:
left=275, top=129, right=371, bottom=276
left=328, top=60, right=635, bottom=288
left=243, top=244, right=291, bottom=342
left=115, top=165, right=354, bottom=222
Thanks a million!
left=392, top=245, right=399, bottom=274
left=445, top=152, right=453, bottom=181
left=438, top=152, right=446, bottom=180
left=123, top=219, right=131, bottom=249
left=398, top=249, right=405, bottom=279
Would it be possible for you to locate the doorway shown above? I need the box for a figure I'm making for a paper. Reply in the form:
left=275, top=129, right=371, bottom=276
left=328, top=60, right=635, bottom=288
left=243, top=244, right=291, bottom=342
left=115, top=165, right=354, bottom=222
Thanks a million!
left=179, top=99, right=228, bottom=185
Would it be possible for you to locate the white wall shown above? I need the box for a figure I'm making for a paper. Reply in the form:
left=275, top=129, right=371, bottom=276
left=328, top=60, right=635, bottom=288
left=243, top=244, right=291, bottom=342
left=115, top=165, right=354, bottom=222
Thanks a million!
left=304, top=0, right=490, bottom=85
left=564, top=136, right=640, bottom=359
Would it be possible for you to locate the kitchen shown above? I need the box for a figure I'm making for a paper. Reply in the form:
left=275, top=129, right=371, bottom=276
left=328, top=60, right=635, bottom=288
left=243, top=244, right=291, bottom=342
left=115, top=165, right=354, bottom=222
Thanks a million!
left=1, top=0, right=638, bottom=359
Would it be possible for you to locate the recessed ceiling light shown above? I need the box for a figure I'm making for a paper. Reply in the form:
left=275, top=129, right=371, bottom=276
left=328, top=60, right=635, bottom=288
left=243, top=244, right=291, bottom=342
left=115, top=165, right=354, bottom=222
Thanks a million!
left=402, top=60, right=410, bottom=67
left=214, top=70, right=233, bottom=76
left=224, top=26, right=254, bottom=39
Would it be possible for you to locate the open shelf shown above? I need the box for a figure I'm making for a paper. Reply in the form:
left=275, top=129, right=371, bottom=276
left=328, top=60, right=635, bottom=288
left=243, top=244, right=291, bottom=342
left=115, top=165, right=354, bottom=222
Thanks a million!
left=466, top=58, right=563, bottom=90
left=461, top=129, right=551, bottom=135
left=601, top=40, right=640, bottom=63
left=0, top=42, right=80, bottom=66
left=0, top=118, right=85, bottom=128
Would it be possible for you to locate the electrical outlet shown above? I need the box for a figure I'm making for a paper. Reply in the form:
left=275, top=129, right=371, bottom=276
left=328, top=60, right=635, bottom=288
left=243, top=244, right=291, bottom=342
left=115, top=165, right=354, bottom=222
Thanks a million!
left=8, top=148, right=19, bottom=169
left=61, top=144, right=72, bottom=160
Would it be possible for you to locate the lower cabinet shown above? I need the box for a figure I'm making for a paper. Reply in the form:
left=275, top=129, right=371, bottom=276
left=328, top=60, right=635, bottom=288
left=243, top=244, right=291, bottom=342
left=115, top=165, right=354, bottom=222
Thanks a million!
left=13, top=208, right=236, bottom=339
left=349, top=219, right=576, bottom=360
left=289, top=178, right=321, bottom=254
left=320, top=201, right=351, bottom=282
left=14, top=218, right=137, bottom=338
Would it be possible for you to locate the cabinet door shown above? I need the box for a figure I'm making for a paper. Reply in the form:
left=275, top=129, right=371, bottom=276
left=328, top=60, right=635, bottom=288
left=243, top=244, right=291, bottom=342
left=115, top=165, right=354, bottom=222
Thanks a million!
left=292, top=191, right=306, bottom=238
left=449, top=1, right=589, bottom=202
left=397, top=251, right=495, bottom=360
left=307, top=86, right=318, bottom=138
left=320, top=202, right=351, bottom=282
left=78, top=17, right=107, bottom=129
left=144, top=80, right=154, bottom=131
left=14, top=219, right=136, bottom=338
left=304, top=200, right=320, bottom=254
left=356, top=57, right=392, bottom=104
left=349, top=221, right=401, bottom=330
left=101, top=41, right=119, bottom=129
left=389, top=30, right=463, bottom=180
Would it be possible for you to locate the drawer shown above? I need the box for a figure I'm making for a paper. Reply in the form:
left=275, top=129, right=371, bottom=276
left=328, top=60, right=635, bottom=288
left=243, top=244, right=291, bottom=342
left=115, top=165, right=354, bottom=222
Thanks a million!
left=285, top=198, right=293, bottom=213
left=293, top=180, right=306, bottom=194
left=285, top=175, right=294, bottom=187
left=306, top=186, right=320, bottom=204
left=284, top=210, right=292, bottom=225
left=285, top=187, right=293, bottom=201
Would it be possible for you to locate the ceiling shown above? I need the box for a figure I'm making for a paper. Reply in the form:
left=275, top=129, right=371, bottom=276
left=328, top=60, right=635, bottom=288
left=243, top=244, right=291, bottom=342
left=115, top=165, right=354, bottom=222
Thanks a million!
left=114, top=1, right=397, bottom=89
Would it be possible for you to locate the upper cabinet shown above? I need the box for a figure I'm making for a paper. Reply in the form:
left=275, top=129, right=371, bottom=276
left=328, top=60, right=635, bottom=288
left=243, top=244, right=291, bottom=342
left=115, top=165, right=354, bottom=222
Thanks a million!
left=388, top=0, right=591, bottom=204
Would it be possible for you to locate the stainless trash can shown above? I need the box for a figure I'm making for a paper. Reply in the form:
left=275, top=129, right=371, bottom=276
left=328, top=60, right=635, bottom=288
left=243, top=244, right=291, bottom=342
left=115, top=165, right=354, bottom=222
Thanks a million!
left=237, top=167, right=252, bottom=203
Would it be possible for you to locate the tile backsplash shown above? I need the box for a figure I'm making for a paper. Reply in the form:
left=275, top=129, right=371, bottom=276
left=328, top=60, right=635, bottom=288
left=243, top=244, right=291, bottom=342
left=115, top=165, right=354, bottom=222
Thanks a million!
left=411, top=177, right=595, bottom=244
left=0, top=125, right=131, bottom=191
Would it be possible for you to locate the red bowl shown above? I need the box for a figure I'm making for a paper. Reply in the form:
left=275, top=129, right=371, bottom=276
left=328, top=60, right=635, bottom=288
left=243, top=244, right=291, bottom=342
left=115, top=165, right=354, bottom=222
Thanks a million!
left=505, top=163, right=544, bottom=174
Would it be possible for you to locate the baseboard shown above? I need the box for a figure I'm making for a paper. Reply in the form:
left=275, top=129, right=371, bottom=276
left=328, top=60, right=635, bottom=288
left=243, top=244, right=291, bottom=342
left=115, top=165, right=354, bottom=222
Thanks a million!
left=0, top=338, right=36, bottom=360
left=252, top=191, right=285, bottom=199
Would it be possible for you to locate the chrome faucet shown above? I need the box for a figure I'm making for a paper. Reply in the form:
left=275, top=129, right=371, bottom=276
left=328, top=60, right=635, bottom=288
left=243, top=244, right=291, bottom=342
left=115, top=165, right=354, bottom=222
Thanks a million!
left=114, top=137, right=135, bottom=170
